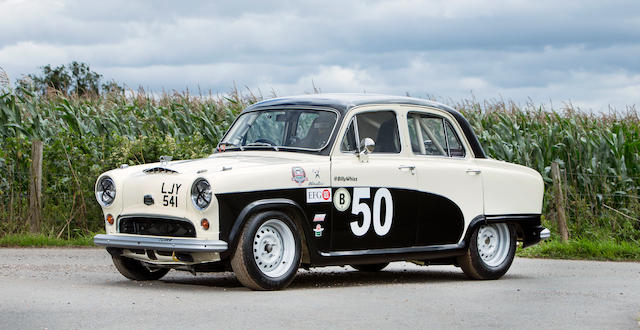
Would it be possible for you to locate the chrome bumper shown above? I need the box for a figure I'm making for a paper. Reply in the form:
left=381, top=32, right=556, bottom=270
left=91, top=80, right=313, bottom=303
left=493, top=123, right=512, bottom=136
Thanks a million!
left=540, top=228, right=551, bottom=240
left=93, top=234, right=228, bottom=253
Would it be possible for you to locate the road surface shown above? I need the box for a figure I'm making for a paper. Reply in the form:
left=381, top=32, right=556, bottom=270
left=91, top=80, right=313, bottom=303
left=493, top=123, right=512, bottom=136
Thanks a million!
left=0, top=248, right=638, bottom=329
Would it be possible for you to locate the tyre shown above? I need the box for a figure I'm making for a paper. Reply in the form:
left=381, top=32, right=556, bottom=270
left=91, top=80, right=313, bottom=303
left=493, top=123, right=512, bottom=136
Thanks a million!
left=457, top=223, right=516, bottom=280
left=350, top=263, right=389, bottom=272
left=111, top=255, right=170, bottom=281
left=231, top=211, right=302, bottom=290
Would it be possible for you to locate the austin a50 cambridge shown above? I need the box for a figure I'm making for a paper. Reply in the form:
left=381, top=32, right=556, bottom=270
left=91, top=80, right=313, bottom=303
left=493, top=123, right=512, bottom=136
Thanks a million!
left=94, top=94, right=549, bottom=290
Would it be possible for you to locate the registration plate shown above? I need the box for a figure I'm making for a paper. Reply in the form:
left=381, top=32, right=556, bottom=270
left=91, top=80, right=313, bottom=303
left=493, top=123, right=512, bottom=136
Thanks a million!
left=161, top=182, right=181, bottom=207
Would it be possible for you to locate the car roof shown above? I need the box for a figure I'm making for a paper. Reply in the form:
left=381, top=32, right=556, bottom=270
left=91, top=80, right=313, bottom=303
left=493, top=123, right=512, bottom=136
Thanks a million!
left=243, top=93, right=487, bottom=159
left=244, top=93, right=454, bottom=114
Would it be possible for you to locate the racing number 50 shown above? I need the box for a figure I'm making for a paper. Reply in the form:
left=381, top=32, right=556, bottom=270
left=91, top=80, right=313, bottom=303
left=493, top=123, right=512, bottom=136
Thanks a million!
left=350, top=187, right=393, bottom=236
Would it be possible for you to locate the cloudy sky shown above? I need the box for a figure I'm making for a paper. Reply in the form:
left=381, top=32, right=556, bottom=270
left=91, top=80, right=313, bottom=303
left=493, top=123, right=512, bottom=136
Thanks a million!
left=1, top=0, right=639, bottom=111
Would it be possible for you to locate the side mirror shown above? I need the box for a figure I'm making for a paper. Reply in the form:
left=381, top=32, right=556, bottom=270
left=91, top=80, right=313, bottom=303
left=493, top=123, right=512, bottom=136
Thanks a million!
left=359, top=138, right=375, bottom=155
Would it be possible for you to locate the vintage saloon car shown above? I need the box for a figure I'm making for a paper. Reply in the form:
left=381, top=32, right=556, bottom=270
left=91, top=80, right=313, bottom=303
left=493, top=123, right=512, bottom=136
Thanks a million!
left=94, top=94, right=549, bottom=290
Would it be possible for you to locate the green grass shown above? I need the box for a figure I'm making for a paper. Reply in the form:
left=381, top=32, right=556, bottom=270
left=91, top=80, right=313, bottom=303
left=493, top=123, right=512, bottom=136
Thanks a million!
left=0, top=233, right=96, bottom=247
left=519, top=238, right=640, bottom=261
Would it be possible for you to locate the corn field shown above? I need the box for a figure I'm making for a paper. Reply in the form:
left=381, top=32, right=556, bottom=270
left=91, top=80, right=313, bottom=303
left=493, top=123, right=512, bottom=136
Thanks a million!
left=0, top=88, right=639, bottom=242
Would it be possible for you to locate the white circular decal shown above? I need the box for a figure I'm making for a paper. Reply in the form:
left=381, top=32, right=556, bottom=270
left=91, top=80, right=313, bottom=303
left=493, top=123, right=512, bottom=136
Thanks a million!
left=333, top=188, right=351, bottom=212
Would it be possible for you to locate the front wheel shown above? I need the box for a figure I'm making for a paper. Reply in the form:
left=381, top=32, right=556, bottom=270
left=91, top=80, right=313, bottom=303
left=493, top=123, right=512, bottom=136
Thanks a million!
left=457, top=223, right=516, bottom=280
left=231, top=211, right=302, bottom=290
left=111, top=255, right=169, bottom=281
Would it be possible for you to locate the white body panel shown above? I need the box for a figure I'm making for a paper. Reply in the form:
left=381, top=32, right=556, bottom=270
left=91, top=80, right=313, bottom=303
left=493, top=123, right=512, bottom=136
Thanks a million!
left=99, top=152, right=331, bottom=230
left=476, top=158, right=544, bottom=215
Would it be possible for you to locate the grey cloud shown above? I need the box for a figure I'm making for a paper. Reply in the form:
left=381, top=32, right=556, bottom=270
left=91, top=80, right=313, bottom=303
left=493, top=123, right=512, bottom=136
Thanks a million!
left=0, top=0, right=638, bottom=111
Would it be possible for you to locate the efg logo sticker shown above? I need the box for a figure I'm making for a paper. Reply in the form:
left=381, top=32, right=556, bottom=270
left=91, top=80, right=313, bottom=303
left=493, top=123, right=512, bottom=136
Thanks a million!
left=307, top=188, right=332, bottom=203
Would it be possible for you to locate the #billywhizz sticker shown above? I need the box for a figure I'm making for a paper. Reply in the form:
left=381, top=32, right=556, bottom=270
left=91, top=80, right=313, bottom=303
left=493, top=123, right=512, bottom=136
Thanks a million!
left=306, top=188, right=331, bottom=203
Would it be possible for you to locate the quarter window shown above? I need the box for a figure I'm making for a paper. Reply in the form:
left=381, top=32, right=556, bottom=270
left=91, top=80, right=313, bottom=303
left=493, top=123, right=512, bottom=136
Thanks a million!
left=341, top=111, right=401, bottom=153
left=407, top=112, right=466, bottom=157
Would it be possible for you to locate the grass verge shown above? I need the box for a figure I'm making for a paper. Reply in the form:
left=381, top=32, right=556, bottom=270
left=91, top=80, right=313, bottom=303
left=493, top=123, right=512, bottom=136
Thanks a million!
left=518, top=238, right=640, bottom=261
left=0, top=233, right=96, bottom=247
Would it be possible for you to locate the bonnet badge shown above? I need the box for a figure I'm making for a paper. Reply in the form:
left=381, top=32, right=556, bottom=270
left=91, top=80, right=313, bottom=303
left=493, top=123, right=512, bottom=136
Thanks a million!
left=159, top=155, right=173, bottom=167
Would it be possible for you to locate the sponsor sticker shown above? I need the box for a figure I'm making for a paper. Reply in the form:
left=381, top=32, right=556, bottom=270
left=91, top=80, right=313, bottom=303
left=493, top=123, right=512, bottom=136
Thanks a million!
left=307, top=188, right=332, bottom=203
left=313, top=214, right=326, bottom=222
left=308, top=169, right=323, bottom=186
left=313, top=224, right=324, bottom=237
left=333, top=187, right=351, bottom=211
left=334, top=176, right=358, bottom=182
left=291, top=166, right=308, bottom=185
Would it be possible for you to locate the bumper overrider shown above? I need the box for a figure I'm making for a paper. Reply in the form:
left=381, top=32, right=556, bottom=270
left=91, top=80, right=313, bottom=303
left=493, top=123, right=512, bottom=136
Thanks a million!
left=93, top=234, right=228, bottom=253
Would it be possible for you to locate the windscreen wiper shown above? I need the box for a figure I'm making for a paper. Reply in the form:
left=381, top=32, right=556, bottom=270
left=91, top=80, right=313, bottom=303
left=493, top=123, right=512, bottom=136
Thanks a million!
left=245, top=142, right=279, bottom=151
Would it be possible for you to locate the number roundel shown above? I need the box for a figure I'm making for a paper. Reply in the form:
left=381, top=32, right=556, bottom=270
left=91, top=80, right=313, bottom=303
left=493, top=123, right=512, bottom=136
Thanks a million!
left=348, top=187, right=393, bottom=237
left=373, top=188, right=393, bottom=236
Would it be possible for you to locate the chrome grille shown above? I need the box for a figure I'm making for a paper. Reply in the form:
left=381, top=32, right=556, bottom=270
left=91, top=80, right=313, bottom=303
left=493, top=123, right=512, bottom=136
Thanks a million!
left=143, top=167, right=179, bottom=174
left=119, top=217, right=196, bottom=238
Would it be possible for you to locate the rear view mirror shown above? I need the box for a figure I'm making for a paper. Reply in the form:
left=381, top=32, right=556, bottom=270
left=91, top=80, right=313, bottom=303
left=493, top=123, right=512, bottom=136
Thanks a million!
left=359, top=138, right=375, bottom=155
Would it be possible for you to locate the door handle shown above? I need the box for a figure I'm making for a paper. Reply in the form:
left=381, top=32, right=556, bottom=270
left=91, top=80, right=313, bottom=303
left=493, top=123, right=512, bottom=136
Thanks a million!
left=398, top=165, right=416, bottom=175
left=466, top=169, right=482, bottom=175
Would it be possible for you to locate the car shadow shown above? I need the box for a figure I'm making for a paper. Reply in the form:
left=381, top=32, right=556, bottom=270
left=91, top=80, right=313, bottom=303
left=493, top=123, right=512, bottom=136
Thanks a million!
left=150, top=266, right=531, bottom=291
left=289, top=268, right=467, bottom=289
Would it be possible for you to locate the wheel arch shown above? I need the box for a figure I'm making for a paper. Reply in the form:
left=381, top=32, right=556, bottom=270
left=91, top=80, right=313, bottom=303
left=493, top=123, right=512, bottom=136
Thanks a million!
left=463, top=214, right=544, bottom=248
left=227, top=198, right=312, bottom=263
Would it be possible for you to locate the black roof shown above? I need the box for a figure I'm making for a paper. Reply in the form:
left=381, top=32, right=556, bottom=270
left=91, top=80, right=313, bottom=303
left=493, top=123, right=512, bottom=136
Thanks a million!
left=244, top=94, right=487, bottom=158
left=244, top=93, right=456, bottom=114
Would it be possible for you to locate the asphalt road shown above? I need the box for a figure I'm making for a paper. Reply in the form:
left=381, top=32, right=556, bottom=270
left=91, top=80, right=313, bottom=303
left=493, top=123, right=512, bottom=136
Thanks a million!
left=0, top=248, right=638, bottom=329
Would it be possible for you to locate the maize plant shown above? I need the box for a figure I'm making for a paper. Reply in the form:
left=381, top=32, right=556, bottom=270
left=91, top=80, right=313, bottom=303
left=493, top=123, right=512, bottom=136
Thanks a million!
left=0, top=89, right=638, bottom=241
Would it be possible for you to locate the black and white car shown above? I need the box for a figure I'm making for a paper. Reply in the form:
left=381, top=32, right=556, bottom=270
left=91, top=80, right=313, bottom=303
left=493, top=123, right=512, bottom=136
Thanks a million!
left=94, top=94, right=549, bottom=290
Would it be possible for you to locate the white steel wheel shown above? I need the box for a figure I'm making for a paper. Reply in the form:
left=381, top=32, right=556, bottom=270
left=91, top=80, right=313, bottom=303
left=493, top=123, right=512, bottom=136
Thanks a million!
left=231, top=211, right=302, bottom=290
left=252, top=219, right=296, bottom=278
left=476, top=223, right=511, bottom=267
left=457, top=222, right=516, bottom=280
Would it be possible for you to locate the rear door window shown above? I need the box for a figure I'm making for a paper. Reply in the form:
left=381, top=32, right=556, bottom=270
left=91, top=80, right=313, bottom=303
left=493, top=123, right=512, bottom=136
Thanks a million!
left=407, top=112, right=466, bottom=157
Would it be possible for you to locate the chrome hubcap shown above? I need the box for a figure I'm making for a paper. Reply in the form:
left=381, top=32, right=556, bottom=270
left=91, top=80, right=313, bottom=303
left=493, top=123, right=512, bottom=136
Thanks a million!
left=477, top=223, right=510, bottom=267
left=253, top=219, right=295, bottom=278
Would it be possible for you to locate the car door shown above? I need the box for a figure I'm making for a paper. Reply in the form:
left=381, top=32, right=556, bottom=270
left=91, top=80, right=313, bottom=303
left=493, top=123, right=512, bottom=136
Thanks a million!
left=406, top=109, right=484, bottom=246
left=330, top=106, right=419, bottom=251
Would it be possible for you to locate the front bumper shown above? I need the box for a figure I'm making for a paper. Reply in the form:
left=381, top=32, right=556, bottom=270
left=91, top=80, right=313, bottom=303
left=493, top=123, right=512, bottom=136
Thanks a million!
left=93, top=234, right=228, bottom=253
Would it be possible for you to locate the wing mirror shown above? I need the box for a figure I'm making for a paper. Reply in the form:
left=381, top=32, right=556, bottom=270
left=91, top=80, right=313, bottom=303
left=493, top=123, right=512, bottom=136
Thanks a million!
left=358, top=138, right=375, bottom=162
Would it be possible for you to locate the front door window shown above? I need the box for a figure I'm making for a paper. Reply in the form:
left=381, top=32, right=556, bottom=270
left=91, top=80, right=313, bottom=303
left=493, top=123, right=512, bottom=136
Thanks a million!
left=340, top=111, right=401, bottom=153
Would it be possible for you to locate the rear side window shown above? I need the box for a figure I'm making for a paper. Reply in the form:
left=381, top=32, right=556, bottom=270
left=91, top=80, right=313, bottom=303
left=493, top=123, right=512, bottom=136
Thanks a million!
left=407, top=112, right=466, bottom=157
left=340, top=111, right=401, bottom=153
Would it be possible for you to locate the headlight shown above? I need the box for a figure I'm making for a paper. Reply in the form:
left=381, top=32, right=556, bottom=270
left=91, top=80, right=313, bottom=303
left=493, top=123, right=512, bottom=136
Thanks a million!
left=96, top=176, right=116, bottom=207
left=191, top=178, right=212, bottom=210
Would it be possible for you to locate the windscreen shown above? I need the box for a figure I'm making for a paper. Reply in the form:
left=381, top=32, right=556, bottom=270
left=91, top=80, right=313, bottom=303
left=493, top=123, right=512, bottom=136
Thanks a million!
left=219, top=109, right=338, bottom=151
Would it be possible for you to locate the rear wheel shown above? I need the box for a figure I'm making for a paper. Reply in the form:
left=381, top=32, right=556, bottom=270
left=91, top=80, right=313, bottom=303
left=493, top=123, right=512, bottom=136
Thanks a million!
left=111, top=255, right=169, bottom=281
left=458, top=223, right=516, bottom=280
left=350, top=263, right=389, bottom=272
left=231, top=211, right=302, bottom=290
